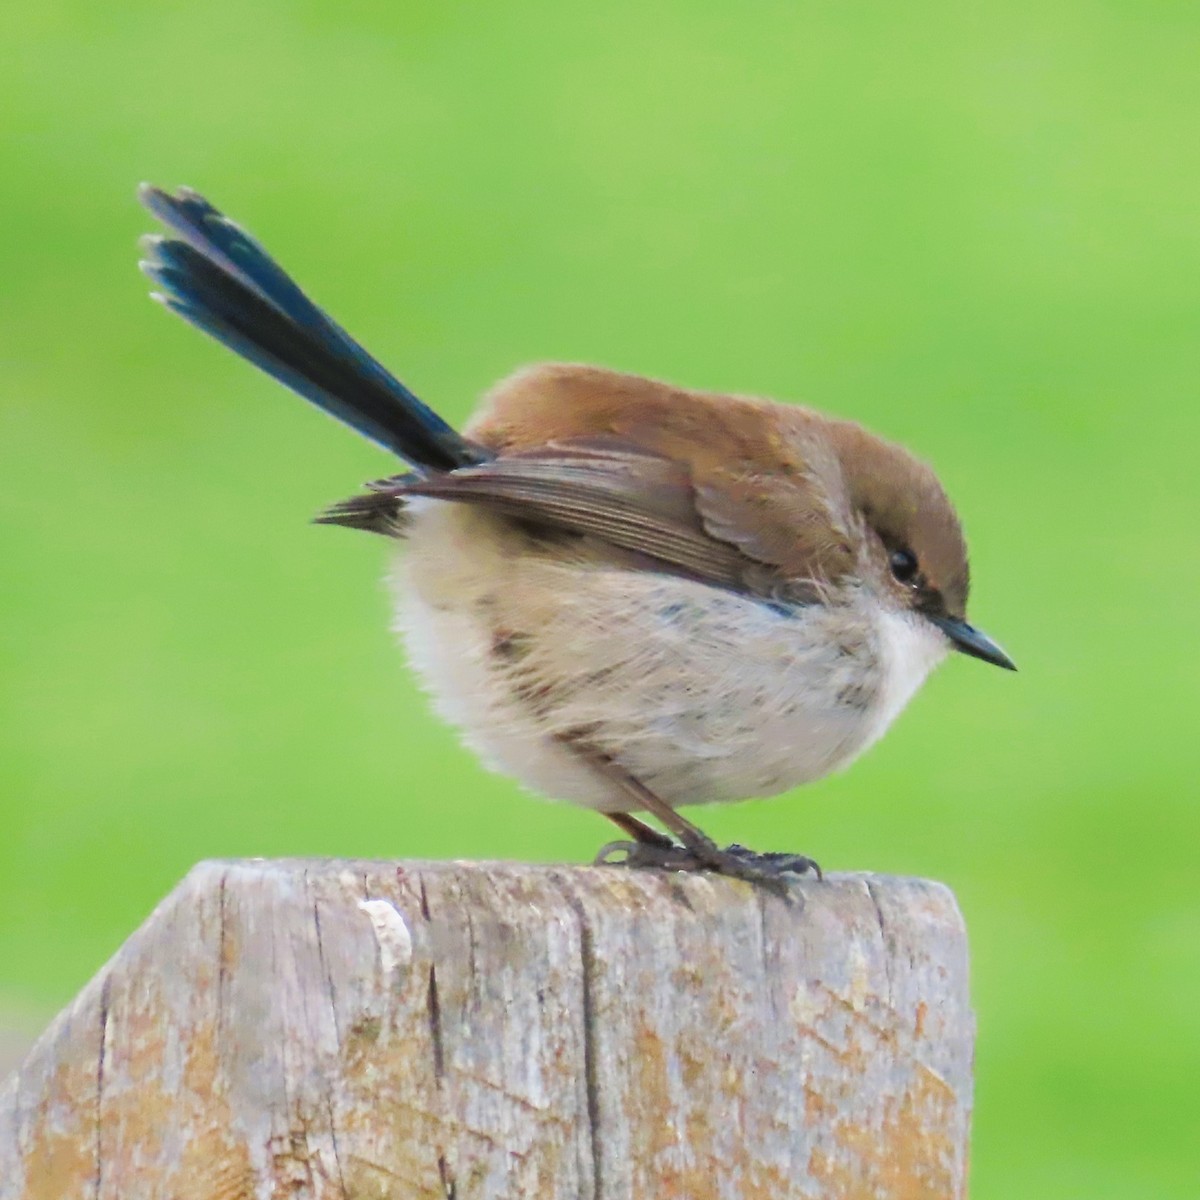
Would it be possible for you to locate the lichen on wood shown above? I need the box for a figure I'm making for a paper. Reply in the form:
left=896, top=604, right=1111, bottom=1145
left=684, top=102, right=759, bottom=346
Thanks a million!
left=0, top=860, right=973, bottom=1199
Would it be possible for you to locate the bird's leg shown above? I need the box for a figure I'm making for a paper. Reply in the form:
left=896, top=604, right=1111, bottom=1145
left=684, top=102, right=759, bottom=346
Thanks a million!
left=586, top=755, right=822, bottom=889
left=595, top=810, right=704, bottom=872
left=603, top=811, right=677, bottom=849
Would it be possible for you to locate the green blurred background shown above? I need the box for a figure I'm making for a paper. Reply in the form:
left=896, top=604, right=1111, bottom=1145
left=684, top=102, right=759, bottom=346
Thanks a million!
left=2, top=2, right=1197, bottom=1194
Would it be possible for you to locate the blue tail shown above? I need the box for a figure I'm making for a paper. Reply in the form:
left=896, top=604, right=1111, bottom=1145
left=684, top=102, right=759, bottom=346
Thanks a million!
left=138, top=185, right=488, bottom=473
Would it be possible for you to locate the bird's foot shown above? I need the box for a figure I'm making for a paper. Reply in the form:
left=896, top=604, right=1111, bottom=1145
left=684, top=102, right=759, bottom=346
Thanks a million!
left=718, top=843, right=824, bottom=882
left=596, top=837, right=821, bottom=895
left=595, top=838, right=702, bottom=872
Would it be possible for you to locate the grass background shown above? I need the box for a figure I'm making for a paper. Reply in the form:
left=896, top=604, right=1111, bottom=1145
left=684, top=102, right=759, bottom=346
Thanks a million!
left=2, top=2, right=1197, bottom=1194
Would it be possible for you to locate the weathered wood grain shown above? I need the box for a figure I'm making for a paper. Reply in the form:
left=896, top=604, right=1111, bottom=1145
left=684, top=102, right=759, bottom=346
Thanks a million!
left=0, top=861, right=973, bottom=1199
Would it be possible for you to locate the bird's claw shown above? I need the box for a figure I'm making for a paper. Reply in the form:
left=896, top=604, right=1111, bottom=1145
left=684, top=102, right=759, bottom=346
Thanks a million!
left=594, top=839, right=703, bottom=871
left=595, top=837, right=821, bottom=895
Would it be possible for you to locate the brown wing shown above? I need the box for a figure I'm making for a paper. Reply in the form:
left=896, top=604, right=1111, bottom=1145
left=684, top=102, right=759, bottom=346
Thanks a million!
left=314, top=471, right=418, bottom=536
left=322, top=365, right=860, bottom=595
left=393, top=441, right=752, bottom=589
left=470, top=364, right=858, bottom=587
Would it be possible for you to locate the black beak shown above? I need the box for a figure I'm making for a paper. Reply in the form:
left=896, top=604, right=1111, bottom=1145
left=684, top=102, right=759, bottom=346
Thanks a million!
left=928, top=615, right=1017, bottom=671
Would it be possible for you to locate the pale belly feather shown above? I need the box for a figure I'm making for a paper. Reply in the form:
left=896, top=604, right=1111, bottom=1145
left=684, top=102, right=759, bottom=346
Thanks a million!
left=395, top=503, right=946, bottom=812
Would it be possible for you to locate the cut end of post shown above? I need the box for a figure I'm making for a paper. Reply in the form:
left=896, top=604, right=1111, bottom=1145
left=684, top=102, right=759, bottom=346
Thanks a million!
left=1, top=860, right=973, bottom=1200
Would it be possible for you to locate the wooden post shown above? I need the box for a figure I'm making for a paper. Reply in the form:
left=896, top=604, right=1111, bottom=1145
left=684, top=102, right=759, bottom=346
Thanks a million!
left=0, top=860, right=973, bottom=1199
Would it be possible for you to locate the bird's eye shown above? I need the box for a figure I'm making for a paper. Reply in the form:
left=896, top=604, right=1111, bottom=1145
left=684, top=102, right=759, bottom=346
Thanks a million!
left=889, top=548, right=919, bottom=584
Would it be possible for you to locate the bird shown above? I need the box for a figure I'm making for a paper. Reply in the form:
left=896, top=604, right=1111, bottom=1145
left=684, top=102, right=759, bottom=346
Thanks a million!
left=137, top=184, right=1014, bottom=888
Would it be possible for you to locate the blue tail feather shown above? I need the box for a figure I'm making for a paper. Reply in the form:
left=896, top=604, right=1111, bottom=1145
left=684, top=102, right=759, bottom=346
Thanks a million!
left=138, top=185, right=488, bottom=472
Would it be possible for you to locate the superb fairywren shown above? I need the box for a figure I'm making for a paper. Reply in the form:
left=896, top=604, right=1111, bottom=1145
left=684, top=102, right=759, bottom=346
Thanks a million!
left=138, top=185, right=1014, bottom=887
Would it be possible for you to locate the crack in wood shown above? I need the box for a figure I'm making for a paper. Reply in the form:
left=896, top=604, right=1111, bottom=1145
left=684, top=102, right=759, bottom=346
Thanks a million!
left=307, top=871, right=349, bottom=1199
left=94, top=973, right=111, bottom=1200
left=310, top=890, right=342, bottom=1049
left=427, top=965, right=445, bottom=1081
left=437, top=1152, right=457, bottom=1199
left=216, top=870, right=229, bottom=1046
left=865, top=878, right=894, bottom=1009
left=556, top=880, right=604, bottom=1200
left=420, top=872, right=447, bottom=1084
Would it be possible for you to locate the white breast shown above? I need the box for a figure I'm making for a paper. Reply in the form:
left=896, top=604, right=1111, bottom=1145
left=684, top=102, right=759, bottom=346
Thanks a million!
left=854, top=609, right=951, bottom=757
left=394, top=503, right=948, bottom=813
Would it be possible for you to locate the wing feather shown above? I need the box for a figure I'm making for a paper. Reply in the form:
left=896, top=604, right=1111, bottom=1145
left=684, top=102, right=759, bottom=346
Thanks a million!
left=360, top=441, right=751, bottom=587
